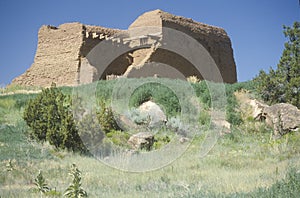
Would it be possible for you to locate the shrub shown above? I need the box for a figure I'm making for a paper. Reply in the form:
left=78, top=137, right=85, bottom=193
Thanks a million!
left=97, top=100, right=120, bottom=134
left=166, top=117, right=189, bottom=136
left=191, top=80, right=211, bottom=108
left=126, top=108, right=150, bottom=126
left=153, top=135, right=171, bottom=150
left=193, top=81, right=254, bottom=126
left=225, top=84, right=243, bottom=126
left=106, top=130, right=130, bottom=148
left=23, top=83, right=86, bottom=153
left=198, top=110, right=210, bottom=127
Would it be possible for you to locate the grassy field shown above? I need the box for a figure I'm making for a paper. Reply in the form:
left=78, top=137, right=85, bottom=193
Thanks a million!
left=0, top=79, right=300, bottom=197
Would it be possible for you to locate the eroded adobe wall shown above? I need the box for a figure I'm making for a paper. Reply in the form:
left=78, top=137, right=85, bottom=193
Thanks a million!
left=128, top=10, right=237, bottom=83
left=162, top=19, right=237, bottom=83
left=12, top=23, right=84, bottom=87
left=12, top=23, right=123, bottom=87
left=12, top=10, right=237, bottom=86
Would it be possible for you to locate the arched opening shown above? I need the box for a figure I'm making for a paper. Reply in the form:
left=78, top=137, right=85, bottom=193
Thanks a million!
left=99, top=47, right=203, bottom=80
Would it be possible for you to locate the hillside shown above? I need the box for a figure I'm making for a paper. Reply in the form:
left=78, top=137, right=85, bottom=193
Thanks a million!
left=0, top=79, right=299, bottom=197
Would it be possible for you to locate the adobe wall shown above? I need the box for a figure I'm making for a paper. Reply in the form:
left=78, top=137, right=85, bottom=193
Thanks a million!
left=128, top=10, right=237, bottom=83
left=12, top=10, right=237, bottom=87
left=12, top=23, right=122, bottom=87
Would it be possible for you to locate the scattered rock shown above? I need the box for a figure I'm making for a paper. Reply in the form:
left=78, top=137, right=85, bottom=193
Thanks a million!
left=212, top=118, right=231, bottom=130
left=127, top=132, right=154, bottom=151
left=179, top=137, right=190, bottom=144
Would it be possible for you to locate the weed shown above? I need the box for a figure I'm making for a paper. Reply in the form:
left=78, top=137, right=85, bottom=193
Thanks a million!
left=5, top=159, right=15, bottom=171
left=34, top=170, right=50, bottom=194
left=64, top=164, right=87, bottom=198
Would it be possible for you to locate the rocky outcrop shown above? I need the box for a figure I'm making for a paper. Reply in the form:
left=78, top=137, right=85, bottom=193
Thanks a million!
left=249, top=99, right=269, bottom=121
left=249, top=100, right=300, bottom=137
left=127, top=132, right=154, bottom=151
left=263, top=103, right=300, bottom=137
left=12, top=9, right=237, bottom=87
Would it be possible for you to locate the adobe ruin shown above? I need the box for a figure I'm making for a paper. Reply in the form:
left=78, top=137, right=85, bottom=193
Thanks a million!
left=12, top=10, right=237, bottom=87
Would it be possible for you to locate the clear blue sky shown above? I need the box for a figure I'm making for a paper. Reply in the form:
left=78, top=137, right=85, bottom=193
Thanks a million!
left=0, top=0, right=299, bottom=86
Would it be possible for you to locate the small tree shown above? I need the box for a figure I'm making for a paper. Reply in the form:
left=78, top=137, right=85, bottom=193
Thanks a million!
left=255, top=22, right=300, bottom=108
left=64, top=164, right=87, bottom=198
left=23, top=83, right=86, bottom=152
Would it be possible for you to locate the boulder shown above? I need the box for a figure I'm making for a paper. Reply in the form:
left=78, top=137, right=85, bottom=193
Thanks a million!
left=211, top=110, right=231, bottom=135
left=235, top=91, right=299, bottom=137
left=263, top=103, right=300, bottom=137
left=212, top=119, right=231, bottom=135
left=246, top=98, right=300, bottom=137
left=138, top=101, right=167, bottom=128
left=117, top=114, right=138, bottom=130
left=249, top=99, right=269, bottom=120
left=127, top=132, right=154, bottom=151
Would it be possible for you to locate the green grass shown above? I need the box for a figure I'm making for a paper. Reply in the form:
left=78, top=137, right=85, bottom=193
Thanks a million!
left=0, top=79, right=300, bottom=197
left=1, top=122, right=299, bottom=197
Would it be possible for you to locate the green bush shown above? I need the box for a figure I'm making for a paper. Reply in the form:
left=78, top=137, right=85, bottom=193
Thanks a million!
left=225, top=84, right=243, bottom=126
left=191, top=80, right=211, bottom=108
left=192, top=81, right=244, bottom=126
left=126, top=108, right=150, bottom=126
left=198, top=110, right=210, bottom=127
left=97, top=100, right=120, bottom=134
left=166, top=117, right=189, bottom=136
left=106, top=130, right=130, bottom=148
left=23, top=84, right=86, bottom=153
left=153, top=135, right=171, bottom=150
left=96, top=80, right=116, bottom=101
left=226, top=102, right=243, bottom=126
